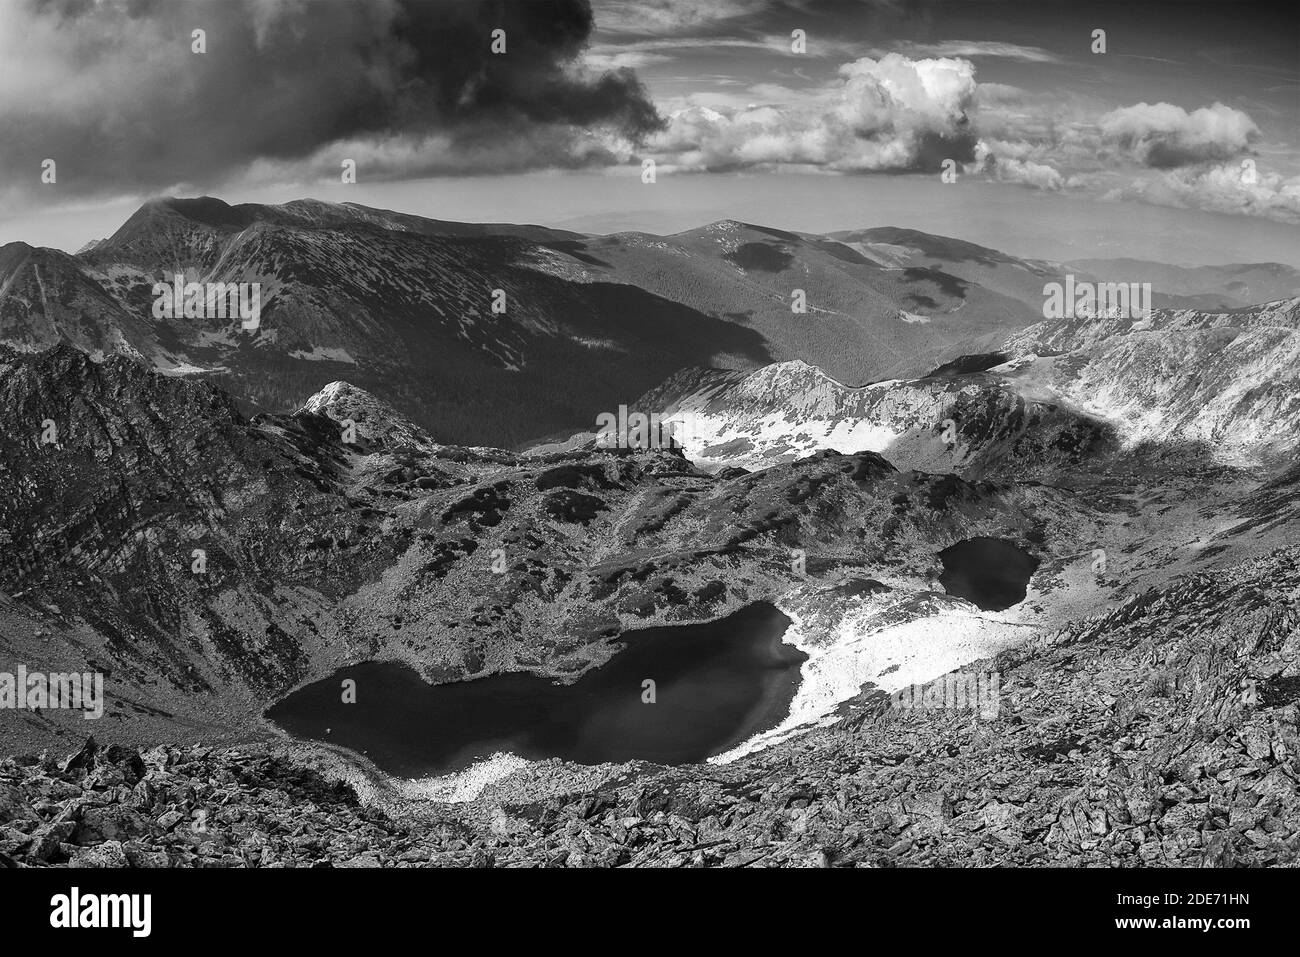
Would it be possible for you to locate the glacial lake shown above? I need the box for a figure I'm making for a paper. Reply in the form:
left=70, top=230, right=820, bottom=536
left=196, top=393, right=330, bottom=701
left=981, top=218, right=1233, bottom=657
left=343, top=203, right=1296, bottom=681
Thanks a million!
left=267, top=602, right=806, bottom=777
left=938, top=537, right=1040, bottom=611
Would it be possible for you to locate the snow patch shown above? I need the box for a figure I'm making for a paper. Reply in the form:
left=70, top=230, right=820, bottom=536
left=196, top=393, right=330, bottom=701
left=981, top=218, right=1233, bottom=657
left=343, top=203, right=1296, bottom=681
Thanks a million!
left=157, top=362, right=215, bottom=376
left=289, top=345, right=357, bottom=363
left=711, top=594, right=1027, bottom=764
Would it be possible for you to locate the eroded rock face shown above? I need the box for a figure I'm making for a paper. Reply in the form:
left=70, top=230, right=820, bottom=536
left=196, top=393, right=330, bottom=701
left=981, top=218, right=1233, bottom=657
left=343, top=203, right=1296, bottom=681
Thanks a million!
left=4, top=548, right=1297, bottom=869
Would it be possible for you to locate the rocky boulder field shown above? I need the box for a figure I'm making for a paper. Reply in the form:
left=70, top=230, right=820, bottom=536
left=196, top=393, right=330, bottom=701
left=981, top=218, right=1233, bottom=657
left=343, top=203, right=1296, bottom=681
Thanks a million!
left=5, top=548, right=1297, bottom=868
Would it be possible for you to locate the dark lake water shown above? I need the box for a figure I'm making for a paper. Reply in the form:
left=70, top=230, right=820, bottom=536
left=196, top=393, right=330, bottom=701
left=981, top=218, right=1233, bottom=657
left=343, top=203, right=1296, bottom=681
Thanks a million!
left=267, top=602, right=805, bottom=777
left=938, top=537, right=1039, bottom=611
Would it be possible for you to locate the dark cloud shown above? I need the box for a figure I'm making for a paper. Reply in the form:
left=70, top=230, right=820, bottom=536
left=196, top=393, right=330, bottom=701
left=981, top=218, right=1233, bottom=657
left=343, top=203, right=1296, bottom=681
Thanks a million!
left=0, top=0, right=662, bottom=197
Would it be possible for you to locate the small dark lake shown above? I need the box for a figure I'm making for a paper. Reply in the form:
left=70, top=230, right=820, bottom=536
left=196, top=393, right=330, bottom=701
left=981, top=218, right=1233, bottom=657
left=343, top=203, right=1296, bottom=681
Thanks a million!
left=938, top=537, right=1039, bottom=611
left=267, top=602, right=805, bottom=777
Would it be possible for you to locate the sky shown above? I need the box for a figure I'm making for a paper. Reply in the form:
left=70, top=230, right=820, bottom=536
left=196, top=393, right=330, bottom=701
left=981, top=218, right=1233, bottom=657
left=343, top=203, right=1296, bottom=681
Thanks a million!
left=1, top=0, right=1297, bottom=266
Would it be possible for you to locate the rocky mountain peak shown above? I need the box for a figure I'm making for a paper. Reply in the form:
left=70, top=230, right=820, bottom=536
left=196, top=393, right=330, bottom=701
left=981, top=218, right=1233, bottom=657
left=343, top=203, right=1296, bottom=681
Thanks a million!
left=299, top=380, right=438, bottom=451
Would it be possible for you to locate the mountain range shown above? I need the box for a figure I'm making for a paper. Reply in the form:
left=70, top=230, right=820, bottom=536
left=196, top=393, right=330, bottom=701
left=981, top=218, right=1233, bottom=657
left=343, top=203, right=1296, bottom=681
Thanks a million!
left=2, top=197, right=1298, bottom=868
left=580, top=296, right=1300, bottom=478
left=8, top=197, right=1297, bottom=449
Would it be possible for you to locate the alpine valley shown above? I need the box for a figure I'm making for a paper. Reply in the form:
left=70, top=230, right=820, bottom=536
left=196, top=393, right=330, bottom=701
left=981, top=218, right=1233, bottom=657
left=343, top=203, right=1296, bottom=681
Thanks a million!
left=2, top=197, right=1299, bottom=868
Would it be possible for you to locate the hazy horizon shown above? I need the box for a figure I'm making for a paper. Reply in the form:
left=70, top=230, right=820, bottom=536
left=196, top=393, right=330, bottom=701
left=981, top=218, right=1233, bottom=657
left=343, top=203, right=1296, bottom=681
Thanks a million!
left=6, top=173, right=1300, bottom=270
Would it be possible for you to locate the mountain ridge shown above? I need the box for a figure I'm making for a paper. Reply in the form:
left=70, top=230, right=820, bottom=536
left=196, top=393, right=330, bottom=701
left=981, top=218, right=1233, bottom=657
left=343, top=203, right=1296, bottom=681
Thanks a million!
left=5, top=196, right=1298, bottom=450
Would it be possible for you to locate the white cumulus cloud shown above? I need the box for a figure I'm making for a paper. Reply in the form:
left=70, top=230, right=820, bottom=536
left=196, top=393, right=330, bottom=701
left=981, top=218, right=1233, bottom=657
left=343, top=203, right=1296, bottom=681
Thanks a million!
left=650, top=54, right=979, bottom=173
left=1099, top=102, right=1259, bottom=168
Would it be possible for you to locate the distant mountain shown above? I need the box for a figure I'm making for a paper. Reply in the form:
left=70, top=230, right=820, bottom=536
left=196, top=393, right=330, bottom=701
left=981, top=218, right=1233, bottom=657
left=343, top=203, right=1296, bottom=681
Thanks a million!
left=1064, top=258, right=1300, bottom=310
left=1, top=197, right=773, bottom=447
left=78, top=196, right=586, bottom=271
left=551, top=219, right=1043, bottom=384
left=830, top=226, right=1066, bottom=314
left=831, top=226, right=1300, bottom=314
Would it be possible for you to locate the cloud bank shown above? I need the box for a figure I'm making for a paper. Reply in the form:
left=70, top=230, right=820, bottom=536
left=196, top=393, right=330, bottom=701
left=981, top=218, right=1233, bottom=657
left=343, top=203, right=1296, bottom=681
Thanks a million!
left=650, top=54, right=978, bottom=173
left=1099, top=102, right=1259, bottom=168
